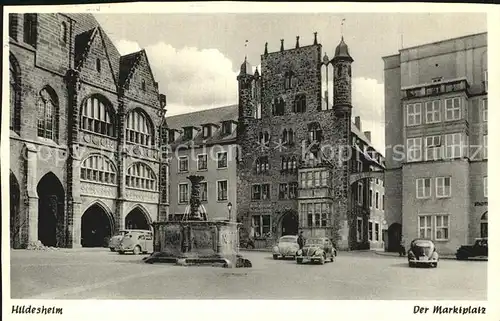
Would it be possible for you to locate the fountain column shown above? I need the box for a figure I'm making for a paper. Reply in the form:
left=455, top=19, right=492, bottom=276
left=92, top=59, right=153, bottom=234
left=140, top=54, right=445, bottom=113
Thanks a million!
left=187, top=175, right=205, bottom=221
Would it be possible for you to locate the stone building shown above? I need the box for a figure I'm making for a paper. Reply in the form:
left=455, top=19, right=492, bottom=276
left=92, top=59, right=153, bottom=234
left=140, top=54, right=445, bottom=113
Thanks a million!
left=8, top=13, right=169, bottom=249
left=383, top=32, right=487, bottom=254
left=165, top=106, right=238, bottom=222
left=236, top=34, right=385, bottom=250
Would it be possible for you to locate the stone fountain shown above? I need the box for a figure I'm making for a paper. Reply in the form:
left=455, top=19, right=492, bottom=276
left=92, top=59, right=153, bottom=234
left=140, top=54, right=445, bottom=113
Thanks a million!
left=144, top=175, right=251, bottom=268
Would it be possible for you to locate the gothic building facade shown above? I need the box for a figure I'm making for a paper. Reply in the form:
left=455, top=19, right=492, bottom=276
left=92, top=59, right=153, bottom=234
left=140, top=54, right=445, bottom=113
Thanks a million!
left=9, top=13, right=169, bottom=249
left=236, top=35, right=385, bottom=250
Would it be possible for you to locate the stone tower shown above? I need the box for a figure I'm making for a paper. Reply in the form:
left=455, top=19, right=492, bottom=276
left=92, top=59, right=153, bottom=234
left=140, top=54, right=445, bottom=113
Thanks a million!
left=332, top=37, right=355, bottom=249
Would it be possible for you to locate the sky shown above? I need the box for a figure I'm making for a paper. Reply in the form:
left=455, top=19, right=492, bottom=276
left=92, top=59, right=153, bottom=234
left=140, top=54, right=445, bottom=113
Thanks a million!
left=94, top=13, right=486, bottom=153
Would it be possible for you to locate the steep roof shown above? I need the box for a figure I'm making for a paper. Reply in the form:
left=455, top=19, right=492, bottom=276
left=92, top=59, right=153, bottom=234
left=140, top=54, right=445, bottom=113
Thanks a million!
left=66, top=13, right=121, bottom=83
left=165, top=105, right=238, bottom=130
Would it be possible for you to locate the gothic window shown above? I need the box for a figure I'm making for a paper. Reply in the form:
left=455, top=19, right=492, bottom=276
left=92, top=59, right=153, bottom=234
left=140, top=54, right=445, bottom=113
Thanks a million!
left=141, top=79, right=146, bottom=91
left=96, top=58, right=101, bottom=73
left=23, top=14, right=37, bottom=47
left=126, top=109, right=154, bottom=146
left=256, top=156, right=269, bottom=174
left=80, top=154, right=117, bottom=184
left=60, top=22, right=67, bottom=43
left=9, top=14, right=17, bottom=39
left=258, top=131, right=270, bottom=147
left=81, top=96, right=115, bottom=137
left=273, top=97, right=285, bottom=116
left=37, top=87, right=59, bottom=140
left=320, top=63, right=334, bottom=111
left=284, top=71, right=296, bottom=90
left=293, top=94, right=306, bottom=113
left=282, top=129, right=288, bottom=144
left=308, top=122, right=322, bottom=143
left=10, top=60, right=21, bottom=133
left=126, top=162, right=157, bottom=191
left=337, top=65, right=343, bottom=78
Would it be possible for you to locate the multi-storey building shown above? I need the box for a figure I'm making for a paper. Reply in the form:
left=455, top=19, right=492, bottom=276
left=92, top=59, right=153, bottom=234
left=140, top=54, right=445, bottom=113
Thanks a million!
left=236, top=34, right=386, bottom=250
left=166, top=106, right=238, bottom=222
left=383, top=32, right=487, bottom=254
left=8, top=13, right=169, bottom=249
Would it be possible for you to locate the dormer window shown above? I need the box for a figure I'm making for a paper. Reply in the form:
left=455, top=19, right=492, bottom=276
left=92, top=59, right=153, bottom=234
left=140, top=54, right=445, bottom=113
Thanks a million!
left=184, top=127, right=193, bottom=140
left=203, top=125, right=212, bottom=138
left=221, top=121, right=232, bottom=135
left=168, top=130, right=176, bottom=143
left=96, top=58, right=101, bottom=73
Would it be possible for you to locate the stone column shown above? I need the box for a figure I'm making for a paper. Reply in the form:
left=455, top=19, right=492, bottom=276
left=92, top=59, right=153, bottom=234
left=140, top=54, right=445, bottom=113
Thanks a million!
left=187, top=175, right=204, bottom=221
left=115, top=94, right=126, bottom=232
left=24, top=143, right=38, bottom=244
left=65, top=69, right=82, bottom=248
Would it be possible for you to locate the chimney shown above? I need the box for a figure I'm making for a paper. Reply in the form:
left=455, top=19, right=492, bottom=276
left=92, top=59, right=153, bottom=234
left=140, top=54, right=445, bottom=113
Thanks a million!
left=355, top=116, right=361, bottom=131
left=364, top=131, right=371, bottom=142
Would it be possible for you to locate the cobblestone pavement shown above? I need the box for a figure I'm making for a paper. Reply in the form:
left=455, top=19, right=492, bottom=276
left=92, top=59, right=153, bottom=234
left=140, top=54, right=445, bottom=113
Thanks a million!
left=10, top=249, right=487, bottom=300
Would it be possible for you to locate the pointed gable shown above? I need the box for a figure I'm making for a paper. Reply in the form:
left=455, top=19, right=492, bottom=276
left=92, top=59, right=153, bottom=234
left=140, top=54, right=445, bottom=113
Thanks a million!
left=119, top=50, right=161, bottom=108
left=75, top=27, right=118, bottom=92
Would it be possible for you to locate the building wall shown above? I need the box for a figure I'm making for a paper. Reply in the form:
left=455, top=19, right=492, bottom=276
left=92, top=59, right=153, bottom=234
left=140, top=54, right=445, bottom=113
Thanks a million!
left=168, top=143, right=238, bottom=221
left=8, top=13, right=167, bottom=249
left=384, top=33, right=488, bottom=254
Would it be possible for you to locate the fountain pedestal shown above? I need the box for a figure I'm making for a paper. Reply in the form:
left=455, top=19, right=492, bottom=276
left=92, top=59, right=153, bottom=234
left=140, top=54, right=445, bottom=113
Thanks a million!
left=144, top=175, right=251, bottom=268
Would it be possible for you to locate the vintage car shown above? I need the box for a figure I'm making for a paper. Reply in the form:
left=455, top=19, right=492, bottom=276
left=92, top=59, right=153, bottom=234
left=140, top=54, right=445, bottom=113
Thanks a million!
left=272, top=235, right=300, bottom=259
left=456, top=238, right=488, bottom=260
left=117, top=230, right=154, bottom=255
left=109, top=230, right=135, bottom=252
left=407, top=239, right=439, bottom=268
left=296, top=237, right=336, bottom=265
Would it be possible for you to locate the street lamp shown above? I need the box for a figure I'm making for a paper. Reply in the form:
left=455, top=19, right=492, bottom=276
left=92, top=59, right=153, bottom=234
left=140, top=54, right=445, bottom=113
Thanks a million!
left=227, top=202, right=233, bottom=221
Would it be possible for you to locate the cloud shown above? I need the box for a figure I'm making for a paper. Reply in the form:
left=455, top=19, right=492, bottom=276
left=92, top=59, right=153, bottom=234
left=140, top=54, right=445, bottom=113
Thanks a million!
left=352, top=77, right=385, bottom=154
left=116, top=40, right=240, bottom=115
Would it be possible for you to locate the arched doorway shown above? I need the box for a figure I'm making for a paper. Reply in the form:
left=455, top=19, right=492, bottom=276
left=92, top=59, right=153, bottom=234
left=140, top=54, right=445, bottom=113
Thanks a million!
left=480, top=212, right=488, bottom=238
left=81, top=204, right=114, bottom=247
left=37, top=172, right=65, bottom=247
left=280, top=211, right=298, bottom=236
left=10, top=173, right=21, bottom=248
left=387, top=223, right=402, bottom=252
left=125, top=207, right=151, bottom=230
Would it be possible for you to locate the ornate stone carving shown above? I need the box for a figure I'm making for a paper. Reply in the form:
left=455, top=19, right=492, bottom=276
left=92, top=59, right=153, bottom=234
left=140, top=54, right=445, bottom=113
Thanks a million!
left=81, top=182, right=116, bottom=198
left=187, top=175, right=205, bottom=221
left=125, top=189, right=158, bottom=203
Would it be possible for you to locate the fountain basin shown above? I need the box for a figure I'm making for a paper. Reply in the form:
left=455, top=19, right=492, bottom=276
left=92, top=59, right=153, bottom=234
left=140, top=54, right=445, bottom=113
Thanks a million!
left=144, top=220, right=251, bottom=268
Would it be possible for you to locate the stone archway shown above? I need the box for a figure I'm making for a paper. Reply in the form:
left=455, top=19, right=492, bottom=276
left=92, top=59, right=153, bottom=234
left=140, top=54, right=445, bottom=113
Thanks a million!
left=480, top=212, right=488, bottom=238
left=280, top=210, right=299, bottom=237
left=125, top=206, right=151, bottom=230
left=81, top=203, right=114, bottom=247
left=387, top=223, right=402, bottom=252
left=10, top=172, right=21, bottom=248
left=37, top=172, right=65, bottom=247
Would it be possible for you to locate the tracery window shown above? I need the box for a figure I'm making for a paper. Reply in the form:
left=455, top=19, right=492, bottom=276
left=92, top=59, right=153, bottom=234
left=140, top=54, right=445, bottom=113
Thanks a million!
left=37, top=87, right=58, bottom=140
left=80, top=154, right=117, bottom=184
left=81, top=96, right=115, bottom=137
left=126, top=162, right=157, bottom=191
left=126, top=109, right=154, bottom=146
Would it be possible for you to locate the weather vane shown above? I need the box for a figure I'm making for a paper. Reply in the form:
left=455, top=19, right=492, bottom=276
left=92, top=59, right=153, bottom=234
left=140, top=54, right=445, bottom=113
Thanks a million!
left=341, top=18, right=346, bottom=38
left=245, top=39, right=248, bottom=60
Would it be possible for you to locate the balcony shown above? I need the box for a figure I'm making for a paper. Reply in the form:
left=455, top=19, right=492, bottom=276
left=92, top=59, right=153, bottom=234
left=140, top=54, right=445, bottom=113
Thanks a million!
left=401, top=78, right=469, bottom=100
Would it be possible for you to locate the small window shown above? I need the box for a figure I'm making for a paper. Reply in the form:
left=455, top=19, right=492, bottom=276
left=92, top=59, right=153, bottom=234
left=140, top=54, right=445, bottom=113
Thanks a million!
left=60, top=22, right=67, bottom=43
left=141, top=79, right=146, bottom=91
left=96, top=58, right=101, bottom=73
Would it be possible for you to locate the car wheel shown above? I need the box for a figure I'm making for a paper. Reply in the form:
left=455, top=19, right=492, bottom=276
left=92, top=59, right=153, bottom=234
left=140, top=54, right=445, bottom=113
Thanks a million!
left=330, top=255, right=335, bottom=262
left=432, top=262, right=438, bottom=268
left=273, top=254, right=278, bottom=260
left=296, top=258, right=303, bottom=264
left=408, top=262, right=414, bottom=268
left=118, top=251, right=125, bottom=255
left=133, top=245, right=141, bottom=255
left=110, top=248, right=115, bottom=252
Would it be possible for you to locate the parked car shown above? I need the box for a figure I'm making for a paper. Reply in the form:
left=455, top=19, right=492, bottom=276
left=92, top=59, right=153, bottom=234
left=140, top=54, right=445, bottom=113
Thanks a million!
left=272, top=235, right=299, bottom=259
left=296, top=237, right=336, bottom=265
left=456, top=238, right=488, bottom=260
left=407, top=239, right=439, bottom=268
left=117, top=230, right=154, bottom=255
left=109, top=229, right=142, bottom=252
